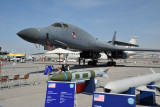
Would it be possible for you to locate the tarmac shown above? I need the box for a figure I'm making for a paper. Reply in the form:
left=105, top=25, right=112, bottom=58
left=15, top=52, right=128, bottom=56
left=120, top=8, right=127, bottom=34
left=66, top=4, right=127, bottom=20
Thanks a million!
left=0, top=59, right=160, bottom=107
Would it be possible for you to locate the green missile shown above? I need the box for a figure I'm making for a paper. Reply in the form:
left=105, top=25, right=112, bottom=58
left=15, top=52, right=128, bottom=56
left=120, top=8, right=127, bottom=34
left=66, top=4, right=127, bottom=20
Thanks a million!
left=50, top=72, right=72, bottom=81
left=50, top=69, right=108, bottom=81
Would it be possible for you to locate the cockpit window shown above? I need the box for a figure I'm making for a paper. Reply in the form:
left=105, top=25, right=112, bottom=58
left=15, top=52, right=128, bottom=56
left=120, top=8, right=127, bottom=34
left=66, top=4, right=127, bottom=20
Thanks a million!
left=51, top=23, right=68, bottom=28
left=62, top=24, right=68, bottom=28
left=51, top=23, right=62, bottom=27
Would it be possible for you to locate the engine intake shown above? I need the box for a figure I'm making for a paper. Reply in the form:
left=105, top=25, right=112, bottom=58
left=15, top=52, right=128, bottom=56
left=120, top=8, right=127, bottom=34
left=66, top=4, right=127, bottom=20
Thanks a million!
left=111, top=51, right=129, bottom=59
left=80, top=51, right=101, bottom=59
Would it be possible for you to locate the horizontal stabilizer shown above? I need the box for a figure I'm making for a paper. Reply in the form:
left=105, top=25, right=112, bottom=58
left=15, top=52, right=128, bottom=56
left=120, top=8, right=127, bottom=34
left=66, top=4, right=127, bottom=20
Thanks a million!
left=136, top=86, right=156, bottom=92
left=108, top=41, right=139, bottom=47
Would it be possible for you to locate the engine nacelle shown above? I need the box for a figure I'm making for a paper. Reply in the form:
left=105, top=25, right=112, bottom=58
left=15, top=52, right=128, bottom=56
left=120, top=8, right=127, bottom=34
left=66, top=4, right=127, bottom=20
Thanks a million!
left=122, top=52, right=129, bottom=59
left=80, top=51, right=101, bottom=59
left=111, top=51, right=129, bottom=59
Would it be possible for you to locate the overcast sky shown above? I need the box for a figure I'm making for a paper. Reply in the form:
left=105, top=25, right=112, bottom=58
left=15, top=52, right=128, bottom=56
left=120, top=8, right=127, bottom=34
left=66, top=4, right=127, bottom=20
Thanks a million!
left=0, top=0, right=160, bottom=55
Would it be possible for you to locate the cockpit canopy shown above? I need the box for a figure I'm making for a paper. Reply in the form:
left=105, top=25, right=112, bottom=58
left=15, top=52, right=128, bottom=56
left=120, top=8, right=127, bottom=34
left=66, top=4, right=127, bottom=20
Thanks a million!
left=51, top=22, right=68, bottom=28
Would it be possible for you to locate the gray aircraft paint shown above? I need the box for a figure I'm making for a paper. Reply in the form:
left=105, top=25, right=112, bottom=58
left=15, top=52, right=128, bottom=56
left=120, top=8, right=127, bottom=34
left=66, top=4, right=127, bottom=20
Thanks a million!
left=17, top=22, right=160, bottom=54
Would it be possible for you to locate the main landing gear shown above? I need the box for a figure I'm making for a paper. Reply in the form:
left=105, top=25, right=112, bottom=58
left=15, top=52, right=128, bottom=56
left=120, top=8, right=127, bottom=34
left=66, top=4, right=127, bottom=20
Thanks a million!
left=88, top=60, right=97, bottom=66
left=107, top=61, right=116, bottom=66
left=62, top=64, right=70, bottom=71
left=79, top=58, right=86, bottom=65
left=79, top=58, right=97, bottom=66
left=107, top=59, right=116, bottom=66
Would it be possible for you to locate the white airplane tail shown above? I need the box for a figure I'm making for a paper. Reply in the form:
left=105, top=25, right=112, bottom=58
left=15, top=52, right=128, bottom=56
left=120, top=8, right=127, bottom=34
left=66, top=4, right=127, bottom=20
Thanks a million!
left=126, top=36, right=138, bottom=48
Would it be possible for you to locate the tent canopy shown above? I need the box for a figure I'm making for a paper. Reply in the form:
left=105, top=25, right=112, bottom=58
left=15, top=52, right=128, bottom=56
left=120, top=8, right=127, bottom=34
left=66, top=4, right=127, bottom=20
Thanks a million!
left=46, top=48, right=75, bottom=54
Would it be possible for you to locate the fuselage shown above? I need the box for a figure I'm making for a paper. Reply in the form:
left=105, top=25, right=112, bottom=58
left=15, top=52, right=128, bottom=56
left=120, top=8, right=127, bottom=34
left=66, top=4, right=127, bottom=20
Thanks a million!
left=17, top=22, right=160, bottom=65
left=17, top=22, right=119, bottom=52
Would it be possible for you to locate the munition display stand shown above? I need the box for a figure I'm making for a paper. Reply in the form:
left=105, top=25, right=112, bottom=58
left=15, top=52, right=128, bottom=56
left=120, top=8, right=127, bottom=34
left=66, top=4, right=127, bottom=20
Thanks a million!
left=45, top=81, right=76, bottom=107
left=84, top=78, right=95, bottom=94
left=140, top=82, right=156, bottom=105
left=123, top=87, right=135, bottom=95
left=92, top=92, right=136, bottom=107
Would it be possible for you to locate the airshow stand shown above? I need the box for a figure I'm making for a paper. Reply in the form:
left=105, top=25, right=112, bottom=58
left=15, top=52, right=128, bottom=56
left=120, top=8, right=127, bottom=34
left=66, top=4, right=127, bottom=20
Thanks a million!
left=123, top=87, right=135, bottom=95
left=140, top=82, right=156, bottom=105
left=122, top=82, right=156, bottom=106
left=101, top=81, right=156, bottom=106
left=84, top=78, right=95, bottom=94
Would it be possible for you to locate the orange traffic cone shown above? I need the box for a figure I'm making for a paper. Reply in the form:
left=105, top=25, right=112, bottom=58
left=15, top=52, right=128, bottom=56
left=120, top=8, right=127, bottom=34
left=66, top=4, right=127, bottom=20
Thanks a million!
left=1, top=61, right=3, bottom=67
left=0, top=69, right=2, bottom=74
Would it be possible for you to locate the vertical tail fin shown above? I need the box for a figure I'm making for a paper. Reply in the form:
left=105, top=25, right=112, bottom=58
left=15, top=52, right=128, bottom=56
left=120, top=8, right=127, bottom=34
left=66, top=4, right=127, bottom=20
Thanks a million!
left=111, top=31, right=117, bottom=45
left=129, top=36, right=138, bottom=44
left=126, top=36, right=138, bottom=48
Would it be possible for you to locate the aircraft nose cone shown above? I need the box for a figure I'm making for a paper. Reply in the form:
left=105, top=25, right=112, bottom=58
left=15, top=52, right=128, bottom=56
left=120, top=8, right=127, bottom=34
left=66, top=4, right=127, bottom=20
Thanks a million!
left=17, top=28, right=40, bottom=43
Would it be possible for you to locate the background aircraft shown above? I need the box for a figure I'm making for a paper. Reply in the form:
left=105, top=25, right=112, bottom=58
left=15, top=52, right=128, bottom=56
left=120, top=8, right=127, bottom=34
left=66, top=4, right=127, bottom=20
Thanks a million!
left=17, top=22, right=160, bottom=66
left=125, top=36, right=143, bottom=56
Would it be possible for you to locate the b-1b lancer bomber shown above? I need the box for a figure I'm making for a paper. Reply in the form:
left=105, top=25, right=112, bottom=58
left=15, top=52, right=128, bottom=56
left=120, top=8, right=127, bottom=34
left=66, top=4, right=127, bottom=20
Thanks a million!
left=17, top=22, right=160, bottom=66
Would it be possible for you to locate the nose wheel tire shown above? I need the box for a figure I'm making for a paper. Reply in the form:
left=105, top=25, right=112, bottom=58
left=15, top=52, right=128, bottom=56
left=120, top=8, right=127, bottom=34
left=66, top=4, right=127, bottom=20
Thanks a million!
left=65, top=65, right=70, bottom=71
left=64, top=65, right=70, bottom=71
left=107, top=61, right=116, bottom=66
left=62, top=64, right=70, bottom=71
left=88, top=60, right=97, bottom=66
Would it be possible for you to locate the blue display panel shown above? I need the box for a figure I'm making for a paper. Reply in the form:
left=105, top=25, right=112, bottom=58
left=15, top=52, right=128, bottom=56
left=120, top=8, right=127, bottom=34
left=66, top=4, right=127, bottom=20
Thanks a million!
left=45, top=81, right=76, bottom=107
left=92, top=92, right=136, bottom=107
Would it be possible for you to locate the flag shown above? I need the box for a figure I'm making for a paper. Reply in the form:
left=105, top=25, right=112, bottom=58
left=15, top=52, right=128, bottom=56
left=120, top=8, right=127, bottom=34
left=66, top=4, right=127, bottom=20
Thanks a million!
left=94, top=94, right=104, bottom=102
left=48, top=83, right=56, bottom=88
